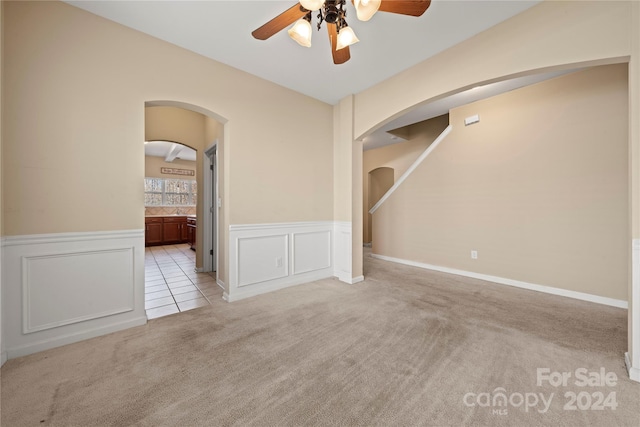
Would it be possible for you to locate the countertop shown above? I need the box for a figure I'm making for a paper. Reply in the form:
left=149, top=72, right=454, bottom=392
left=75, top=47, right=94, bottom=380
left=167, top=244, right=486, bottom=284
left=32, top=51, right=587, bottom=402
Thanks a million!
left=145, top=214, right=196, bottom=218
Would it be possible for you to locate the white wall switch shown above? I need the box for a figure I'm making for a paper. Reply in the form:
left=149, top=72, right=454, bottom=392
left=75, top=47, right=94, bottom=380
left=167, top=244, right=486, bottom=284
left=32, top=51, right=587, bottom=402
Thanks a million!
left=471, top=250, right=478, bottom=259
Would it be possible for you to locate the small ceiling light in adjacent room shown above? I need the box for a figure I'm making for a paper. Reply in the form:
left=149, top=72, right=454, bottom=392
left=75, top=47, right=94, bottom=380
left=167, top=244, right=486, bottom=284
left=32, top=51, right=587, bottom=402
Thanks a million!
left=354, top=0, right=381, bottom=21
left=299, top=0, right=326, bottom=11
left=336, top=26, right=359, bottom=50
left=288, top=14, right=313, bottom=47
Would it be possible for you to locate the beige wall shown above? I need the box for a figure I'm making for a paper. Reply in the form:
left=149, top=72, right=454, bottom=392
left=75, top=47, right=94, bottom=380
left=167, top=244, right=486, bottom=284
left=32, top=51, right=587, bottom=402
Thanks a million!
left=373, top=65, right=629, bottom=300
left=228, top=88, right=333, bottom=226
left=144, top=156, right=196, bottom=179
left=1, top=0, right=333, bottom=237
left=145, top=106, right=205, bottom=152
left=363, top=114, right=449, bottom=242
left=333, top=98, right=353, bottom=223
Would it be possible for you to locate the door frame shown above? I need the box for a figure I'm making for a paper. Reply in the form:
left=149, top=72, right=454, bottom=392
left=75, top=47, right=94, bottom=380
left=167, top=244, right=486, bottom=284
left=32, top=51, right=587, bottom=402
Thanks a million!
left=203, top=142, right=218, bottom=272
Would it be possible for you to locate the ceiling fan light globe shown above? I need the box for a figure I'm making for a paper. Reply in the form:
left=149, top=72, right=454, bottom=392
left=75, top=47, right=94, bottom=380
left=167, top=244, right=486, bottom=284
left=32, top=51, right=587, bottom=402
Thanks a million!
left=299, top=0, right=325, bottom=12
left=336, top=26, right=360, bottom=50
left=354, top=0, right=381, bottom=21
left=288, top=19, right=313, bottom=47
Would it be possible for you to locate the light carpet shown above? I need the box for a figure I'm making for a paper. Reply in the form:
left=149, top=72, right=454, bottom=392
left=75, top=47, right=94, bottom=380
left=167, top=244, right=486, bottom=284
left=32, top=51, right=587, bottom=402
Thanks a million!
left=1, top=252, right=639, bottom=426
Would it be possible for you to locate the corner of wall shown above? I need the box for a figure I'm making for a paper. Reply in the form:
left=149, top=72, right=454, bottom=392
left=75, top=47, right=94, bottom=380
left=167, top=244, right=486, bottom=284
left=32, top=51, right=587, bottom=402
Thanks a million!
left=627, top=0, right=640, bottom=382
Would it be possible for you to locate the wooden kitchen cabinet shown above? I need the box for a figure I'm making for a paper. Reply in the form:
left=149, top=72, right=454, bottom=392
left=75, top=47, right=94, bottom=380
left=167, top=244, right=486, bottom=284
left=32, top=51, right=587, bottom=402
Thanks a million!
left=145, top=217, right=163, bottom=246
left=181, top=219, right=189, bottom=242
left=145, top=216, right=190, bottom=246
left=162, top=216, right=186, bottom=244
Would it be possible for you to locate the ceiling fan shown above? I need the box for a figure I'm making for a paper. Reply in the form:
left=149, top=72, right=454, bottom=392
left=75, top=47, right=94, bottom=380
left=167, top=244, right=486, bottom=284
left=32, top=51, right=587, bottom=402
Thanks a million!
left=252, top=0, right=432, bottom=65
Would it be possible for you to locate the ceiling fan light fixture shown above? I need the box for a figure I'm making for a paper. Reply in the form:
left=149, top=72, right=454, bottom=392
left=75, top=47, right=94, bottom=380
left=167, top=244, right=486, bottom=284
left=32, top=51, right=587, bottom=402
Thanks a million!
left=299, top=0, right=326, bottom=12
left=354, top=0, right=381, bottom=21
left=336, top=26, right=359, bottom=50
left=288, top=17, right=313, bottom=47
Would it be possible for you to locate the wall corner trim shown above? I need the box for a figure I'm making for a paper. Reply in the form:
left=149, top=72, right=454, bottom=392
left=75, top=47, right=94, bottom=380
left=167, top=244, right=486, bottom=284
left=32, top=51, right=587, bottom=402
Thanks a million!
left=335, top=273, right=364, bottom=285
left=625, top=352, right=640, bottom=382
left=371, top=253, right=628, bottom=309
left=369, top=124, right=452, bottom=214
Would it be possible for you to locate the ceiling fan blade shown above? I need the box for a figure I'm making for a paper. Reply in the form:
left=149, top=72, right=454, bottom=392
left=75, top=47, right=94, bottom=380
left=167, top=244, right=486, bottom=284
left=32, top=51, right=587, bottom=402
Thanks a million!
left=327, top=23, right=350, bottom=65
left=252, top=4, right=308, bottom=40
left=378, top=0, right=431, bottom=17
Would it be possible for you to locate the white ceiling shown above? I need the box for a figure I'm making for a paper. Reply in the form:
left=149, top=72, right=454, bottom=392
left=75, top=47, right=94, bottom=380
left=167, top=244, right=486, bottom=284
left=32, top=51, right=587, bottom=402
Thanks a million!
left=145, top=140, right=197, bottom=161
left=65, top=0, right=541, bottom=105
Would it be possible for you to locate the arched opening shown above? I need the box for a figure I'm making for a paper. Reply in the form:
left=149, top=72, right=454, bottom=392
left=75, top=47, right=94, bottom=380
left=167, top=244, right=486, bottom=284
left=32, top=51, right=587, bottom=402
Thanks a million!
left=356, top=63, right=637, bottom=380
left=366, top=167, right=394, bottom=245
left=143, top=101, right=228, bottom=318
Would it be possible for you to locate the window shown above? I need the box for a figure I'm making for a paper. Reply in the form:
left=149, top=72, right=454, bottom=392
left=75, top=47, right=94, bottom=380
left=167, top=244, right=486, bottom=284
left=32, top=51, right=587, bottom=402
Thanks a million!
left=144, top=178, right=197, bottom=206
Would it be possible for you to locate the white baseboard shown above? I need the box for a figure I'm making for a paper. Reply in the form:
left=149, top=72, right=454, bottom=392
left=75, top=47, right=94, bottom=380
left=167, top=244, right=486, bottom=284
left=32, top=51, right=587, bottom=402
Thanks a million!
left=225, top=268, right=333, bottom=302
left=371, top=253, right=628, bottom=309
left=335, top=272, right=364, bottom=284
left=625, top=352, right=640, bottom=382
left=216, top=279, right=226, bottom=291
left=6, top=316, right=147, bottom=360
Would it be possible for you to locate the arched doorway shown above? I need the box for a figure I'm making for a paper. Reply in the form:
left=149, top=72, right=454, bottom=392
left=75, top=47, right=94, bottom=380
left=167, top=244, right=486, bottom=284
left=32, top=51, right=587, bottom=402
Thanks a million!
left=367, top=167, right=394, bottom=244
left=143, top=100, right=228, bottom=318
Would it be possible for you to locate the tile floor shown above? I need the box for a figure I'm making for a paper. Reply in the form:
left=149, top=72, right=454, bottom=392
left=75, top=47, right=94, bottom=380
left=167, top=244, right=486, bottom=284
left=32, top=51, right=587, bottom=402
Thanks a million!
left=144, top=244, right=220, bottom=319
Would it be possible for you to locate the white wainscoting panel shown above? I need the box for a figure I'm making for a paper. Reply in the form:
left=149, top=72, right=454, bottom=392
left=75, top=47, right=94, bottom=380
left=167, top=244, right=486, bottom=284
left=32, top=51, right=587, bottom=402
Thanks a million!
left=334, top=222, right=353, bottom=284
left=2, top=230, right=146, bottom=359
left=0, top=240, right=4, bottom=366
left=238, top=234, right=288, bottom=287
left=293, top=231, right=331, bottom=275
left=22, top=248, right=135, bottom=334
left=228, top=222, right=335, bottom=302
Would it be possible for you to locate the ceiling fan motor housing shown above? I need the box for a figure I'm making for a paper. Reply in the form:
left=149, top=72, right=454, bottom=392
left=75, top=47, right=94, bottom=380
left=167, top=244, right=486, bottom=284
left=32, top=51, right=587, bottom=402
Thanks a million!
left=323, top=0, right=345, bottom=24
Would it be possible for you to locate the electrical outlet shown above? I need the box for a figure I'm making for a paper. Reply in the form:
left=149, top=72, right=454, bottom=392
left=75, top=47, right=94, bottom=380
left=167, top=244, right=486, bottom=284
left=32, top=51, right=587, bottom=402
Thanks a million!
left=276, top=257, right=283, bottom=268
left=471, top=250, right=478, bottom=260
